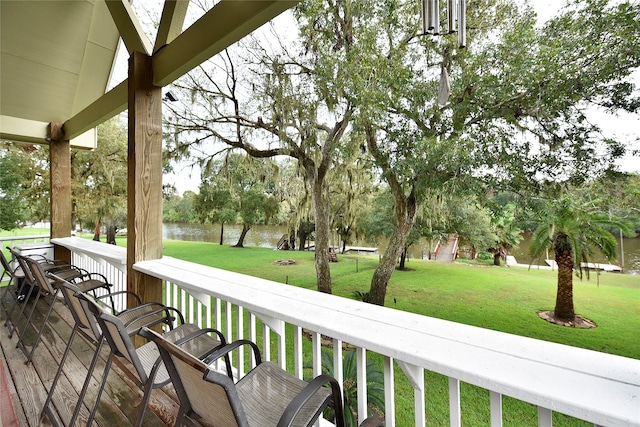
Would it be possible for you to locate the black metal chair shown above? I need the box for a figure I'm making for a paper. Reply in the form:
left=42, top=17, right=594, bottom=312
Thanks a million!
left=13, top=255, right=112, bottom=364
left=3, top=246, right=72, bottom=333
left=78, top=292, right=230, bottom=427
left=140, top=327, right=346, bottom=427
left=4, top=246, right=88, bottom=335
left=1, top=249, right=26, bottom=317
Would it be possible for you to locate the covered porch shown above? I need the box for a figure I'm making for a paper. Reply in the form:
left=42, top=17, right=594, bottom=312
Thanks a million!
left=1, top=1, right=639, bottom=426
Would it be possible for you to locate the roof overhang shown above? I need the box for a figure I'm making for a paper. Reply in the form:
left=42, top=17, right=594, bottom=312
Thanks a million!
left=1, top=0, right=299, bottom=149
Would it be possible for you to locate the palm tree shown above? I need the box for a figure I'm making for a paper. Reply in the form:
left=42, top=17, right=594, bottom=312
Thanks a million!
left=490, top=204, right=523, bottom=266
left=529, top=196, right=633, bottom=321
left=311, top=348, right=385, bottom=427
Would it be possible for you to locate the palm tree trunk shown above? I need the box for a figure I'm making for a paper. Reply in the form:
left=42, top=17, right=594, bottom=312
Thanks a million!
left=554, top=245, right=575, bottom=320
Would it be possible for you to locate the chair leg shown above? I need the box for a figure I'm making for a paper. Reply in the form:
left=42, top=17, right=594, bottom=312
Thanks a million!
left=22, top=289, right=60, bottom=364
left=14, top=288, right=42, bottom=347
left=87, top=351, right=114, bottom=426
left=136, top=357, right=166, bottom=427
left=1, top=277, right=18, bottom=323
left=5, top=280, right=36, bottom=337
left=69, top=339, right=105, bottom=427
left=41, top=325, right=79, bottom=422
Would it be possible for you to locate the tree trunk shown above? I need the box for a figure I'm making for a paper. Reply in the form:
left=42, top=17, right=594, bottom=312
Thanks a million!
left=311, top=177, right=332, bottom=294
left=234, top=224, right=250, bottom=248
left=219, top=223, right=224, bottom=245
left=106, top=220, right=116, bottom=245
left=364, top=122, right=417, bottom=306
left=398, top=246, right=408, bottom=270
left=298, top=225, right=308, bottom=251
left=369, top=219, right=413, bottom=305
left=493, top=252, right=501, bottom=266
left=369, top=194, right=417, bottom=305
left=554, top=243, right=575, bottom=320
left=289, top=230, right=296, bottom=250
left=93, top=219, right=101, bottom=241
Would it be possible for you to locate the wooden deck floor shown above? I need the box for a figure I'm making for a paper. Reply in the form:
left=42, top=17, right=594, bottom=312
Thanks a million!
left=0, top=289, right=179, bottom=427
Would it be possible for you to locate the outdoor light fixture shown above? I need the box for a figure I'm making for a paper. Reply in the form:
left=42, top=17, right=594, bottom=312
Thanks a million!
left=163, top=91, right=179, bottom=102
left=421, top=0, right=466, bottom=48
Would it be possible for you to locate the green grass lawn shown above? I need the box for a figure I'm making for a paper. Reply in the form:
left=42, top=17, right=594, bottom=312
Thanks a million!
left=160, top=239, right=640, bottom=360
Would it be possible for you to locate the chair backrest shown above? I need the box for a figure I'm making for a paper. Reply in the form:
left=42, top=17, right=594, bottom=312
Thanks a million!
left=78, top=292, right=149, bottom=383
left=1, top=249, right=15, bottom=277
left=140, top=327, right=247, bottom=427
left=24, top=257, right=57, bottom=294
left=8, top=247, right=36, bottom=286
left=49, top=274, right=102, bottom=341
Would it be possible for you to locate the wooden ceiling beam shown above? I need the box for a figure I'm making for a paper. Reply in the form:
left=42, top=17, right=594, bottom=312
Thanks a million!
left=63, top=80, right=127, bottom=141
left=152, top=0, right=299, bottom=87
left=104, top=0, right=152, bottom=55
left=154, top=0, right=189, bottom=53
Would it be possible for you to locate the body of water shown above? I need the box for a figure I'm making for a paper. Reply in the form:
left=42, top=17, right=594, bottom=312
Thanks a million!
left=163, top=223, right=640, bottom=275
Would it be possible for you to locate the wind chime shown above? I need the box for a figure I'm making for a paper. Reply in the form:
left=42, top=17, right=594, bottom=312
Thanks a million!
left=421, top=0, right=466, bottom=48
left=421, top=0, right=467, bottom=105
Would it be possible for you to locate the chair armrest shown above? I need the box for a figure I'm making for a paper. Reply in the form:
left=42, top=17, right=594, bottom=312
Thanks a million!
left=276, top=374, right=345, bottom=427
left=202, top=339, right=262, bottom=367
left=70, top=271, right=111, bottom=285
left=93, top=291, right=142, bottom=314
left=173, top=327, right=227, bottom=347
left=120, top=304, right=185, bottom=331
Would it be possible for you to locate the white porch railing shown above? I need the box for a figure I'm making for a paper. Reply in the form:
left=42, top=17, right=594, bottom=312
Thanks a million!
left=0, top=234, right=51, bottom=249
left=52, top=238, right=640, bottom=427
left=51, top=237, right=128, bottom=311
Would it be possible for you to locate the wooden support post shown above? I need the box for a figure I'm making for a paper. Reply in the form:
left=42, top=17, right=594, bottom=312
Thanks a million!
left=127, top=51, right=163, bottom=306
left=49, top=122, right=72, bottom=263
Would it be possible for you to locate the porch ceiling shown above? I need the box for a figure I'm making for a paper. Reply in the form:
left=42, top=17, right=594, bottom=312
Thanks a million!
left=0, top=0, right=298, bottom=149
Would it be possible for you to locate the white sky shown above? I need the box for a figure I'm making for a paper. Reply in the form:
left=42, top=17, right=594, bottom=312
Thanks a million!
left=162, top=0, right=639, bottom=194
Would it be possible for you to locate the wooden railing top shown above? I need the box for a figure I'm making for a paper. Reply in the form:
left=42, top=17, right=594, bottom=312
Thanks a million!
left=52, top=237, right=127, bottom=272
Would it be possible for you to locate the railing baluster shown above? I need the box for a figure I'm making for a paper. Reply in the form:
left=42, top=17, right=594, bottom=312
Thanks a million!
left=263, top=324, right=271, bottom=362
left=278, top=323, right=286, bottom=370
left=225, top=301, right=232, bottom=341
left=384, top=356, right=395, bottom=427
left=189, top=294, right=195, bottom=324
left=538, top=406, right=553, bottom=427
left=180, top=288, right=187, bottom=320
left=490, top=391, right=503, bottom=426
left=196, top=299, right=203, bottom=328
left=237, top=306, right=244, bottom=377
left=312, top=332, right=321, bottom=378
left=538, top=407, right=553, bottom=427
left=294, top=325, right=303, bottom=379
left=356, top=346, right=367, bottom=426
left=172, top=282, right=178, bottom=312
left=333, top=339, right=343, bottom=392
left=449, top=377, right=461, bottom=427
left=215, top=298, right=221, bottom=331
left=206, top=296, right=212, bottom=330
left=249, top=312, right=257, bottom=368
